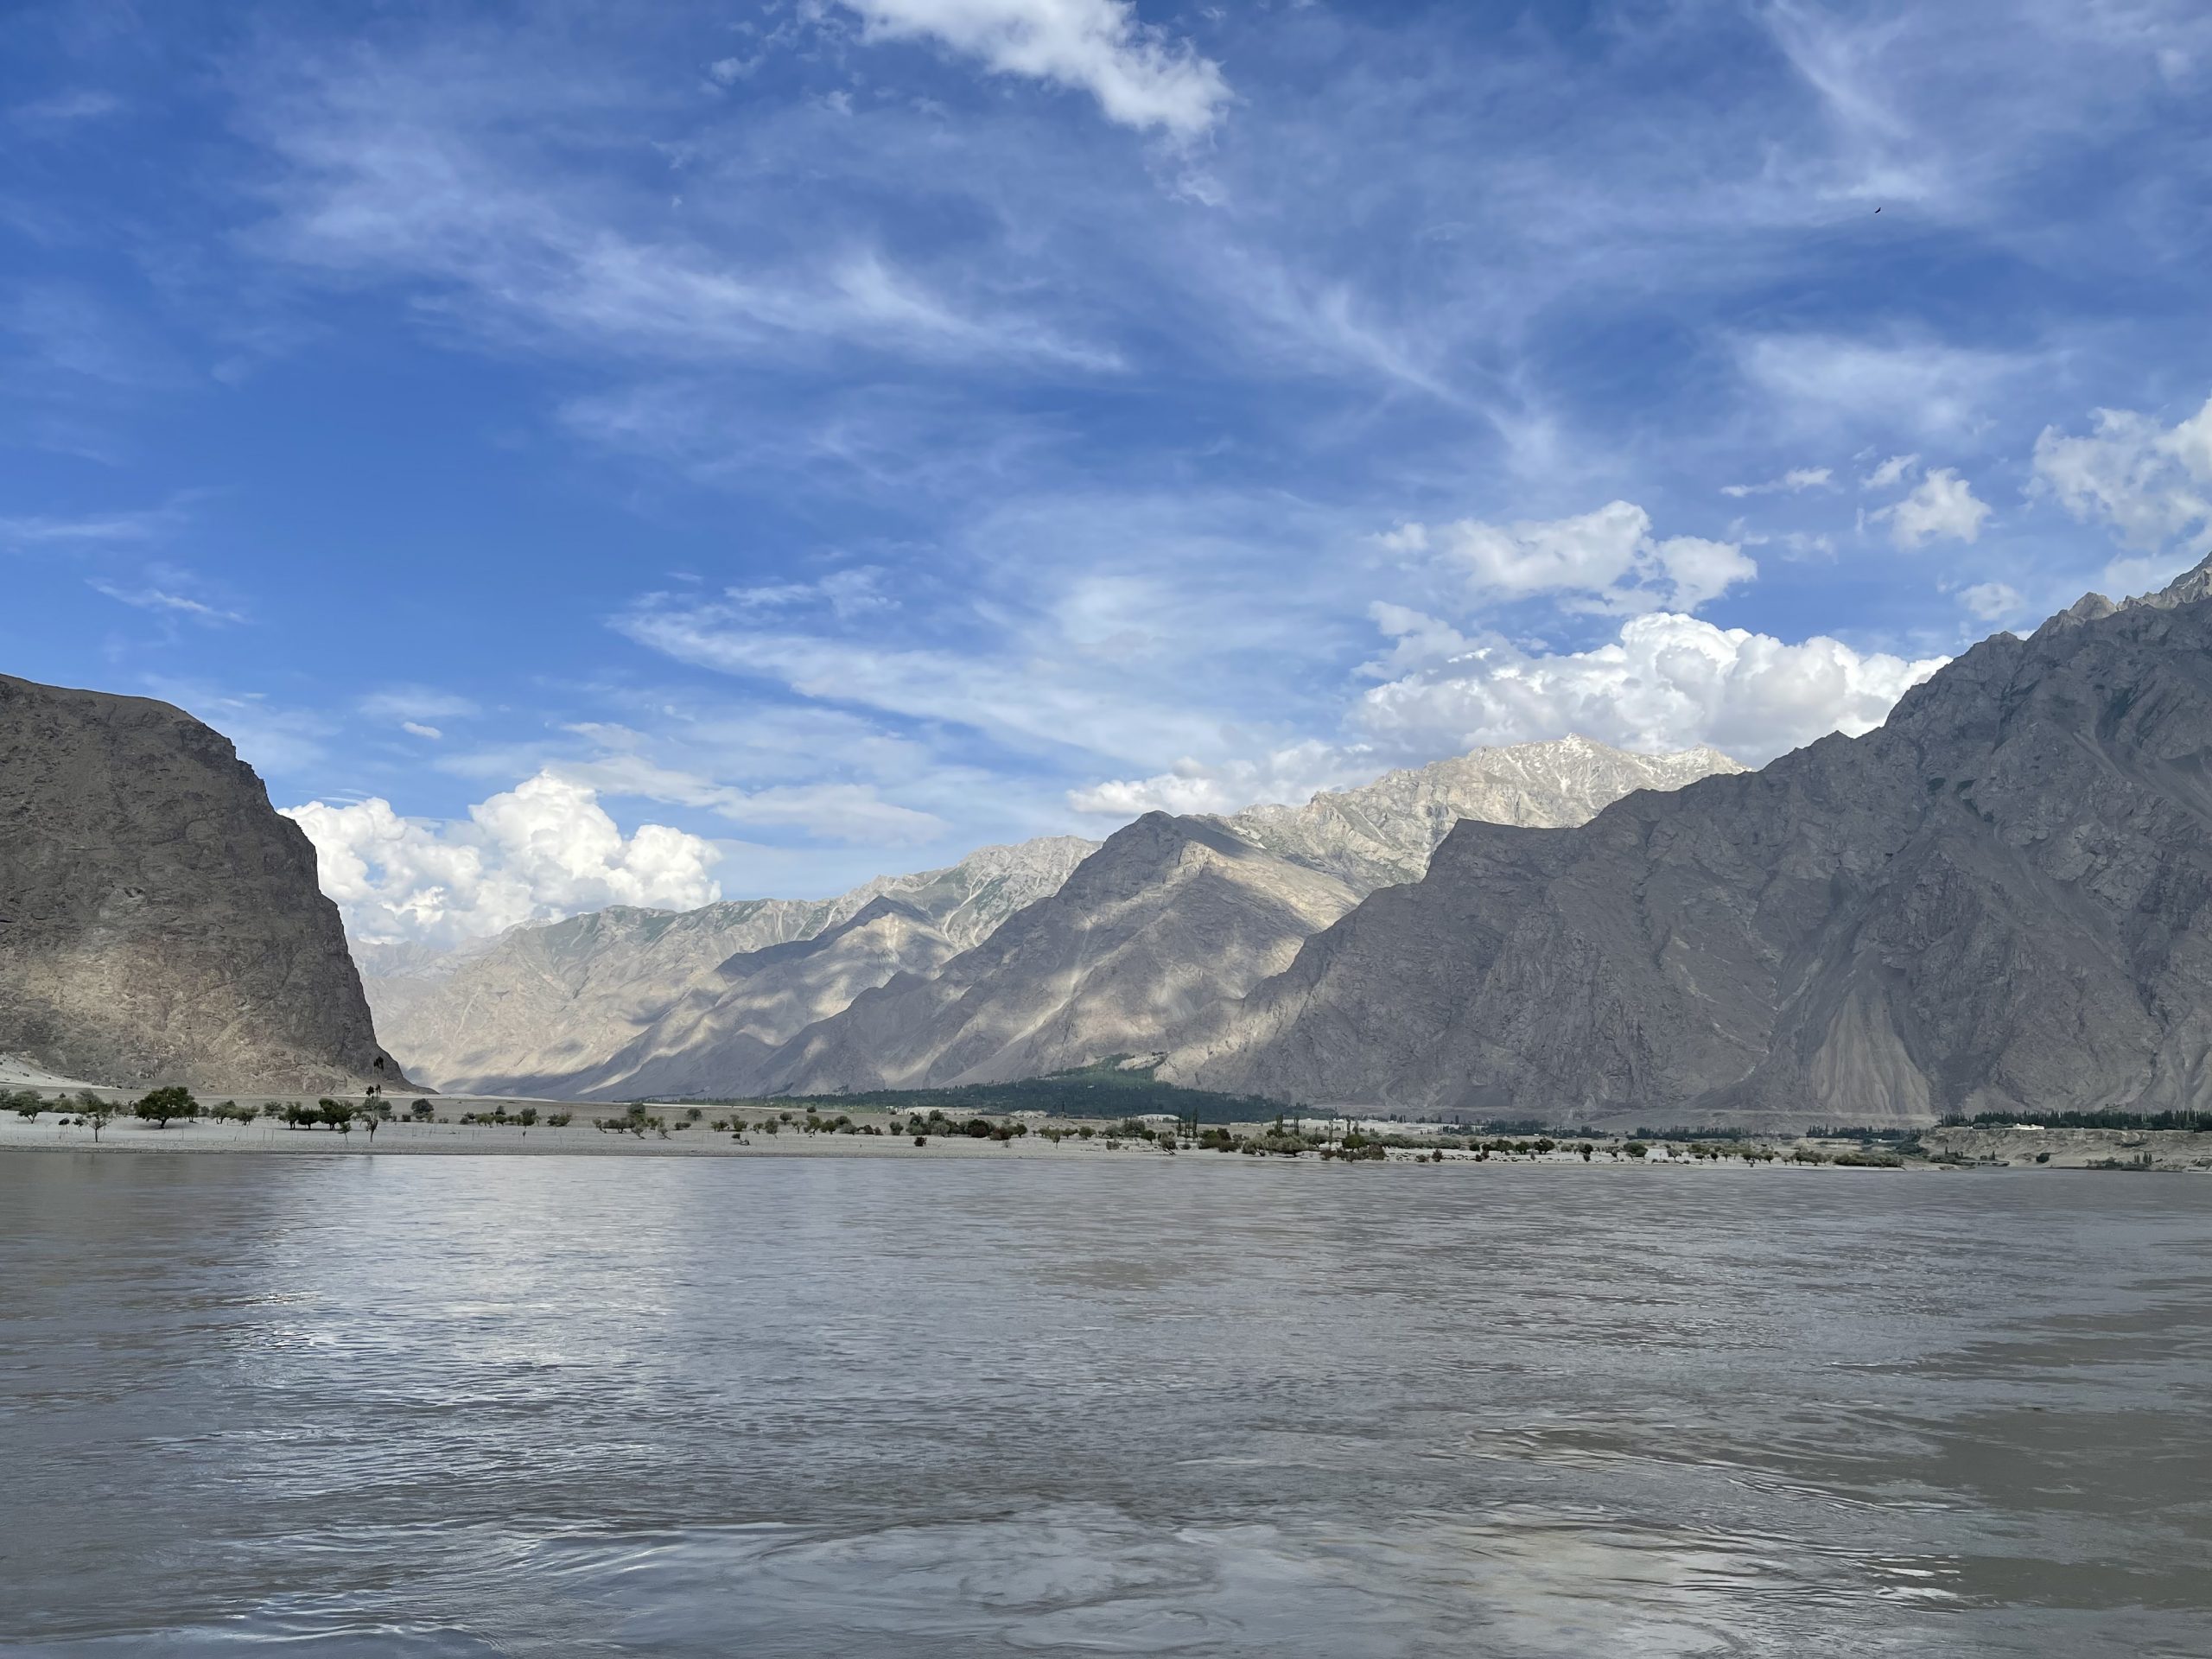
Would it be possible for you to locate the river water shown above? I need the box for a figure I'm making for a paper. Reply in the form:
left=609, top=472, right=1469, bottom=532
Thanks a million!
left=1, top=1154, right=2207, bottom=1656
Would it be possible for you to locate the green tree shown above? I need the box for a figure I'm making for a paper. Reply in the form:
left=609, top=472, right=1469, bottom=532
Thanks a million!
left=131, top=1085, right=200, bottom=1128
left=76, top=1093, right=118, bottom=1141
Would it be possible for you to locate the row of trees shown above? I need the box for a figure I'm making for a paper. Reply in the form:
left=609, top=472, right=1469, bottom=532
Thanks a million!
left=6, top=1086, right=460, bottom=1141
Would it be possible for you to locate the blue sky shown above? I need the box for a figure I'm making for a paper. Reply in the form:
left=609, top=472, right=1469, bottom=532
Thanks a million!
left=5, top=0, right=2212, bottom=945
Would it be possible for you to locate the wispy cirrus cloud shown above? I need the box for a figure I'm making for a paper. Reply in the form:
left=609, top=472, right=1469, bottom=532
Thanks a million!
left=236, top=35, right=1121, bottom=379
left=87, top=577, right=244, bottom=624
left=0, top=499, right=192, bottom=549
left=834, top=0, right=1230, bottom=137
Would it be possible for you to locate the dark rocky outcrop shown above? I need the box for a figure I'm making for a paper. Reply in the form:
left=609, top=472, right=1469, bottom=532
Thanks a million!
left=0, top=674, right=402, bottom=1091
left=1164, top=561, right=2212, bottom=1128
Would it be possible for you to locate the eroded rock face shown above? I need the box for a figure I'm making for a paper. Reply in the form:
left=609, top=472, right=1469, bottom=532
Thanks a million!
left=0, top=675, right=401, bottom=1092
left=1165, top=562, right=2212, bottom=1128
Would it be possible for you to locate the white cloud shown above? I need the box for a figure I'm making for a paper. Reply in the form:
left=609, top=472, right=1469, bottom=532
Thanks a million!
left=614, top=596, right=1228, bottom=766
left=86, top=579, right=244, bottom=624
left=551, top=747, right=946, bottom=845
left=2031, top=396, right=2212, bottom=578
left=12, top=89, right=125, bottom=128
left=837, top=0, right=1230, bottom=137
left=1735, top=334, right=2023, bottom=439
left=1355, top=610, right=1947, bottom=766
left=400, top=721, right=444, bottom=740
left=359, top=686, right=482, bottom=724
left=0, top=500, right=191, bottom=548
left=1380, top=499, right=1756, bottom=613
left=1067, top=739, right=1376, bottom=817
left=1955, top=581, right=2023, bottom=622
left=1872, top=467, right=1992, bottom=548
left=724, top=568, right=896, bottom=619
left=243, top=54, right=1116, bottom=378
left=283, top=770, right=723, bottom=946
left=1860, top=453, right=1920, bottom=491
left=1721, top=466, right=1834, bottom=497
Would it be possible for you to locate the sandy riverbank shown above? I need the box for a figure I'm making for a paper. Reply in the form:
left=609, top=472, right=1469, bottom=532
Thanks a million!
left=0, top=1116, right=1854, bottom=1166
left=1916, top=1124, right=2212, bottom=1170
left=8, top=1101, right=2207, bottom=1169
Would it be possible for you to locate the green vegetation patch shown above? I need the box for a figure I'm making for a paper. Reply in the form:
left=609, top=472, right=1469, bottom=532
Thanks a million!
left=642, top=1057, right=1293, bottom=1125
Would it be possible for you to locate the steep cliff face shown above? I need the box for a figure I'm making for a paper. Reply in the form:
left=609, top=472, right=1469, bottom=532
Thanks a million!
left=761, top=815, right=1363, bottom=1094
left=0, top=674, right=401, bottom=1092
left=1166, top=564, right=2212, bottom=1128
left=365, top=837, right=1096, bottom=1095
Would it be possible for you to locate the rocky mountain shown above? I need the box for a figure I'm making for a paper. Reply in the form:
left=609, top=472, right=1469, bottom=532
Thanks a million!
left=738, top=738, right=1740, bottom=1097
left=562, top=897, right=963, bottom=1101
left=363, top=735, right=1738, bottom=1098
left=1218, top=735, right=1744, bottom=889
left=760, top=814, right=1364, bottom=1093
left=1164, top=561, right=2212, bottom=1129
left=0, top=673, right=402, bottom=1092
left=365, top=837, right=1096, bottom=1095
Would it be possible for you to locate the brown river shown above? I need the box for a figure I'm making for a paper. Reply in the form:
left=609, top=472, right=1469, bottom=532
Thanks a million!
left=2, top=1154, right=2206, bottom=1656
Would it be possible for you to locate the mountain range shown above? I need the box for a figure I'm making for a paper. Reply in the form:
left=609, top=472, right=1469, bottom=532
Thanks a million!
left=1165, top=562, right=2212, bottom=1127
left=366, top=737, right=1739, bottom=1097
left=359, top=837, right=1096, bottom=1098
left=32, top=563, right=2212, bottom=1128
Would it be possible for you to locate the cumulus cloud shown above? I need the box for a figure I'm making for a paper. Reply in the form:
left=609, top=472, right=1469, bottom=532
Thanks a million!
left=2032, top=396, right=2212, bottom=588
left=1721, top=466, right=1834, bottom=498
left=1380, top=499, right=1756, bottom=614
left=836, top=0, right=1230, bottom=136
left=1872, top=467, right=1992, bottom=548
left=283, top=770, right=723, bottom=947
left=1355, top=610, right=1947, bottom=765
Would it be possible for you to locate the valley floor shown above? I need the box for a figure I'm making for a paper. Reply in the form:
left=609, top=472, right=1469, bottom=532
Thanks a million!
left=5, top=1111, right=2208, bottom=1170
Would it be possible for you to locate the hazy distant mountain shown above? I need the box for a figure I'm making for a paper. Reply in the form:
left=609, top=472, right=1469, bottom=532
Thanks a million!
left=1219, top=735, right=1745, bottom=890
left=365, top=737, right=1738, bottom=1098
left=744, top=737, right=1742, bottom=1097
left=1165, top=561, right=2212, bottom=1129
left=760, top=814, right=1364, bottom=1093
left=0, top=674, right=401, bottom=1092
left=365, top=838, right=1096, bottom=1095
left=563, top=898, right=963, bottom=1102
